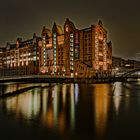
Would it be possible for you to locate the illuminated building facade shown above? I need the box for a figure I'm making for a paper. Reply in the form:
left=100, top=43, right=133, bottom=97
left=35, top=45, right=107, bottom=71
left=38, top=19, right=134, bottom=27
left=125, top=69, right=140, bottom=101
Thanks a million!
left=0, top=18, right=112, bottom=77
left=41, top=18, right=80, bottom=77
left=79, top=20, right=112, bottom=77
left=41, top=19, right=112, bottom=77
left=41, top=23, right=66, bottom=75
left=1, top=34, right=42, bottom=76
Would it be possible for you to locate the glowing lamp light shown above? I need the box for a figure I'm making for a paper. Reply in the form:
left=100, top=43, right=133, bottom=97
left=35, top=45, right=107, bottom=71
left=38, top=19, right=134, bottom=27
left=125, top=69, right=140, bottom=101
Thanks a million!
left=41, top=69, right=46, bottom=74
left=75, top=72, right=78, bottom=76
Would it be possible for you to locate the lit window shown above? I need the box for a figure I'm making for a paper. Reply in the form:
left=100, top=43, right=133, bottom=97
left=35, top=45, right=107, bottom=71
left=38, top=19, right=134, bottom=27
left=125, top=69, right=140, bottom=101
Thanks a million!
left=34, top=56, right=36, bottom=61
left=70, top=34, right=74, bottom=37
left=53, top=33, right=56, bottom=37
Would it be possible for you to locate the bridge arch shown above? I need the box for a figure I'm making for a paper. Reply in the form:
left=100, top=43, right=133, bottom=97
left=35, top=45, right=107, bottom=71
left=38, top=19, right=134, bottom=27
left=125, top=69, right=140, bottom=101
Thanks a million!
left=120, top=68, right=140, bottom=78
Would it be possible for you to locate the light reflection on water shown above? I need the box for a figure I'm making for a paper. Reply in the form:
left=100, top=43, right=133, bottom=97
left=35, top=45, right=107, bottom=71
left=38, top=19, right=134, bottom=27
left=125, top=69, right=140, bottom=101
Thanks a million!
left=1, top=82, right=140, bottom=139
left=93, top=84, right=111, bottom=139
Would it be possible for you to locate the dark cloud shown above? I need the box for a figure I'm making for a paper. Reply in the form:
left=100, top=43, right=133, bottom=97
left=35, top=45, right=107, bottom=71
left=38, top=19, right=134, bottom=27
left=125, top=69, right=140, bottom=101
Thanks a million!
left=0, top=0, right=140, bottom=59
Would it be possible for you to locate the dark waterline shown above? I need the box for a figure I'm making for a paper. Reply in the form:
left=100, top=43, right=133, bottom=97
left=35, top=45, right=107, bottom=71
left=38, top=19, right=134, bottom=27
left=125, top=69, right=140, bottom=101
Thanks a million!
left=0, top=82, right=140, bottom=140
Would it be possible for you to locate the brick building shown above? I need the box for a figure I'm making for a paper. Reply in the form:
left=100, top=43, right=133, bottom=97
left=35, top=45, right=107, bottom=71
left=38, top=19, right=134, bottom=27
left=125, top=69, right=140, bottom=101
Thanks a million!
left=0, top=18, right=112, bottom=77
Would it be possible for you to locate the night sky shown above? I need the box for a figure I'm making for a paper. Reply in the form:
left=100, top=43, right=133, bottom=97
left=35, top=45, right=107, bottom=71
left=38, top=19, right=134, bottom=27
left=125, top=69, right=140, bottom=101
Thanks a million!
left=0, top=0, right=140, bottom=59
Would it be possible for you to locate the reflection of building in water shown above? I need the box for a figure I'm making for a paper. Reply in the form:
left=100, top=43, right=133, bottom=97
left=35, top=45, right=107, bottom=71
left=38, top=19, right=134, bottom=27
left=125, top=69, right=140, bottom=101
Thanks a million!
left=70, top=84, right=75, bottom=131
left=5, top=88, right=41, bottom=118
left=2, top=84, right=77, bottom=136
left=113, top=82, right=131, bottom=115
left=113, top=82, right=123, bottom=96
left=113, top=96, right=121, bottom=115
left=93, top=84, right=111, bottom=138
left=113, top=82, right=122, bottom=115
left=62, top=84, right=67, bottom=107
left=53, top=85, right=59, bottom=127
left=74, top=84, right=79, bottom=105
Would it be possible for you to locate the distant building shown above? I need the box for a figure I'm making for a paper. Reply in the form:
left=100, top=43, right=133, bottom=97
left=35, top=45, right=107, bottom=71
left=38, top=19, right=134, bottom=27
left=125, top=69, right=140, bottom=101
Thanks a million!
left=113, top=56, right=140, bottom=69
left=112, top=56, right=140, bottom=75
left=124, top=59, right=140, bottom=69
left=112, top=56, right=123, bottom=69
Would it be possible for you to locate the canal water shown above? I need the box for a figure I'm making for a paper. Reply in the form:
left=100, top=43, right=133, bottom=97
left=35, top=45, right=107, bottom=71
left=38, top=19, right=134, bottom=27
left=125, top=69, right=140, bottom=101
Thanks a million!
left=0, top=82, right=140, bottom=140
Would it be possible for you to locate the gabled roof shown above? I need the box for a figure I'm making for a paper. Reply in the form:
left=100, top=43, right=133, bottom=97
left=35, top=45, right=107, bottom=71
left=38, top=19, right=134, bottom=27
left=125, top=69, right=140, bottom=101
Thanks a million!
left=65, top=18, right=76, bottom=31
left=52, top=22, right=64, bottom=35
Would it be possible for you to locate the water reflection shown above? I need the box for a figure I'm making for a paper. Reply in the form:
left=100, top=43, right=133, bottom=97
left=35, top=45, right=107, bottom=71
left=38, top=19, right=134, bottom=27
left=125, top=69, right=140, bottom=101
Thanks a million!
left=0, top=84, right=77, bottom=135
left=74, top=84, right=79, bottom=105
left=70, top=84, right=75, bottom=131
left=1, top=82, right=140, bottom=139
left=112, top=82, right=139, bottom=115
left=113, top=82, right=122, bottom=115
left=93, top=84, right=111, bottom=139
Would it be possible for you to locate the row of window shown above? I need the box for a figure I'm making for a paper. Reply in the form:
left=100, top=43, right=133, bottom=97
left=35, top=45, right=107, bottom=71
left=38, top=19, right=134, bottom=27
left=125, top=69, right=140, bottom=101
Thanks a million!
left=6, top=57, right=39, bottom=63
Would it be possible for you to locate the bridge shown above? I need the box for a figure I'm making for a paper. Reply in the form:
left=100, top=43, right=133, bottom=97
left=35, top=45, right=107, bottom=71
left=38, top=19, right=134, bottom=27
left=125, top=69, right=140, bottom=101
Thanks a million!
left=0, top=69, right=140, bottom=98
left=0, top=69, right=140, bottom=83
left=120, top=68, right=140, bottom=78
